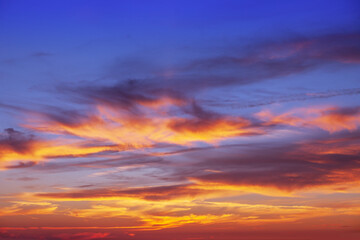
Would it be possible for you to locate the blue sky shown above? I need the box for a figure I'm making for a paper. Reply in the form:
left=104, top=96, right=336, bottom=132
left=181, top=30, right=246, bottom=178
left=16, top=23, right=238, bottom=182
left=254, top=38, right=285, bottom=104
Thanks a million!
left=1, top=0, right=359, bottom=110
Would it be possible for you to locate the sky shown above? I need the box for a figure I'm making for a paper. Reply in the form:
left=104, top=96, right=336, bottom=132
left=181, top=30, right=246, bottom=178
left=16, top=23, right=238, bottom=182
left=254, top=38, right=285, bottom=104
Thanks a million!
left=0, top=0, right=360, bottom=239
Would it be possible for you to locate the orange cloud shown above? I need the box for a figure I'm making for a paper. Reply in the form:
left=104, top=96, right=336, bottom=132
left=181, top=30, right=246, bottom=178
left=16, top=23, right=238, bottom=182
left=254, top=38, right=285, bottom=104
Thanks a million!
left=0, top=136, right=123, bottom=167
left=19, top=186, right=360, bottom=230
left=257, top=106, right=360, bottom=133
left=310, top=107, right=360, bottom=132
left=23, top=101, right=259, bottom=148
left=0, top=201, right=57, bottom=216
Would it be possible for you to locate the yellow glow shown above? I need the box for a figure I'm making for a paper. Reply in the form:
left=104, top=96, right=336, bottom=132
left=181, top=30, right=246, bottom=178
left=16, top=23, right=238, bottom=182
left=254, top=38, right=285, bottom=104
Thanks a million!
left=0, top=201, right=58, bottom=216
left=23, top=102, right=259, bottom=149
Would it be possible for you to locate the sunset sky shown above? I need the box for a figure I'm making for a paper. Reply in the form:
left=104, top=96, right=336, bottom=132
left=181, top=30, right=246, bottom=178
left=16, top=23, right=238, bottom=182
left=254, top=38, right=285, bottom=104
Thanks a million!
left=1, top=0, right=360, bottom=239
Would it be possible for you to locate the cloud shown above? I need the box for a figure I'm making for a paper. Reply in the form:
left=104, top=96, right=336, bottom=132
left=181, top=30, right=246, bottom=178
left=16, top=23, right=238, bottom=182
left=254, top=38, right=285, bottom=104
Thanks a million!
left=208, top=88, right=360, bottom=109
left=61, top=79, right=186, bottom=114
left=5, top=161, right=37, bottom=169
left=23, top=96, right=264, bottom=147
left=25, top=182, right=360, bottom=230
left=3, top=32, right=358, bottom=162
left=53, top=232, right=110, bottom=240
left=0, top=128, right=36, bottom=155
left=14, top=177, right=38, bottom=181
left=0, top=201, right=57, bottom=216
left=101, top=31, right=360, bottom=93
left=182, top=133, right=360, bottom=192
left=36, top=184, right=212, bottom=201
left=32, top=127, right=360, bottom=196
left=310, top=106, right=360, bottom=132
left=4, top=130, right=360, bottom=231
left=257, top=105, right=360, bottom=133
left=0, top=128, right=41, bottom=165
left=28, top=153, right=166, bottom=174
left=0, top=127, right=126, bottom=167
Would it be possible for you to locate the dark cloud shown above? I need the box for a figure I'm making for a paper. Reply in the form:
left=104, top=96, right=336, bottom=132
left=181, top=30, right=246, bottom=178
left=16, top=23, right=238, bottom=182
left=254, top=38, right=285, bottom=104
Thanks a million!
left=95, top=31, right=360, bottom=96
left=15, top=177, right=38, bottom=181
left=188, top=138, right=360, bottom=191
left=0, top=128, right=36, bottom=155
left=37, top=183, right=210, bottom=201
left=167, top=101, right=250, bottom=134
left=203, top=88, right=360, bottom=109
left=5, top=161, right=37, bottom=169
left=29, top=154, right=166, bottom=173
left=77, top=184, right=95, bottom=188
left=177, top=32, right=360, bottom=88
left=61, top=79, right=186, bottom=115
left=36, top=106, right=93, bottom=128
left=324, top=106, right=360, bottom=116
left=146, top=129, right=360, bottom=191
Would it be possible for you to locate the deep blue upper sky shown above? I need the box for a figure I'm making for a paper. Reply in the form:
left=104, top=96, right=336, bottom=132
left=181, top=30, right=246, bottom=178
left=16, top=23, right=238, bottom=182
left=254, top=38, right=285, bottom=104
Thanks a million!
left=0, top=0, right=359, bottom=128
